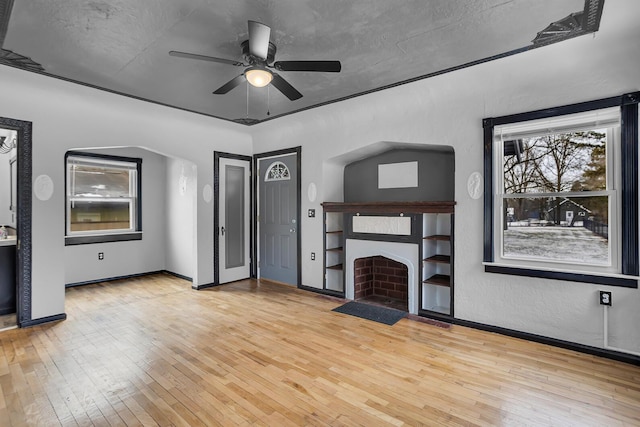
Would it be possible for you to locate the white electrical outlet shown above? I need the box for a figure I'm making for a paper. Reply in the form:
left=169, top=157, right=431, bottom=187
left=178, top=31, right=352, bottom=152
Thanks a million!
left=599, top=291, right=612, bottom=306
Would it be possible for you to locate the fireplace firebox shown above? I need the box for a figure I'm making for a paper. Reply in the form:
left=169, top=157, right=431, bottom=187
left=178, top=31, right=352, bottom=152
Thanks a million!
left=354, top=256, right=408, bottom=311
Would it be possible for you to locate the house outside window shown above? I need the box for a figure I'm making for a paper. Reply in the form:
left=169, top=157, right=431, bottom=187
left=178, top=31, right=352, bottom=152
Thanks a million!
left=483, top=93, right=639, bottom=287
left=65, top=152, right=142, bottom=245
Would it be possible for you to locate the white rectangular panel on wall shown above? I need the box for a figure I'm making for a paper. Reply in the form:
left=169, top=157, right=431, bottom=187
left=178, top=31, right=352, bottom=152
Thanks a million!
left=352, top=216, right=411, bottom=235
left=378, top=161, right=418, bottom=189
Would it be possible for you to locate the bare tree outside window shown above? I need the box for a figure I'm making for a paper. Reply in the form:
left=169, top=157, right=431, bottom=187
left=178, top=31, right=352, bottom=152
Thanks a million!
left=502, top=129, right=610, bottom=265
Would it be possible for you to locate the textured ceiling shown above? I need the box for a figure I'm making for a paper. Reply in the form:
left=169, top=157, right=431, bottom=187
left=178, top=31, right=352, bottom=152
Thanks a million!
left=0, top=0, right=602, bottom=125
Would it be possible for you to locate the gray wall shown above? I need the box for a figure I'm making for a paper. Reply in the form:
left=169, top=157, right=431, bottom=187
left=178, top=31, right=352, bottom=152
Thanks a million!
left=344, top=148, right=454, bottom=202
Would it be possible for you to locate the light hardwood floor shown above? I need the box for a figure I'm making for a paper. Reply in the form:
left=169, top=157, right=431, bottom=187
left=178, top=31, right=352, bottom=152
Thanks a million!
left=0, top=273, right=639, bottom=426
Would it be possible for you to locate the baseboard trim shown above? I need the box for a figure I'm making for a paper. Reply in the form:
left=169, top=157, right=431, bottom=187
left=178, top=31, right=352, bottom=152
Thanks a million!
left=65, top=270, right=166, bottom=288
left=65, top=270, right=198, bottom=288
left=192, top=282, right=217, bottom=290
left=20, top=313, right=67, bottom=328
left=164, top=270, right=193, bottom=282
left=298, top=284, right=345, bottom=299
left=451, top=318, right=640, bottom=366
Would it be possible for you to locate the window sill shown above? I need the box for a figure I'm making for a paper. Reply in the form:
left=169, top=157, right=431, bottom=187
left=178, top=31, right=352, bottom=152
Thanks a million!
left=65, top=232, right=142, bottom=246
left=483, top=262, right=638, bottom=288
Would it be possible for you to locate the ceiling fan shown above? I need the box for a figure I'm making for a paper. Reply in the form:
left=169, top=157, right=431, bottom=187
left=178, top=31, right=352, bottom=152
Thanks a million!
left=169, top=20, right=341, bottom=101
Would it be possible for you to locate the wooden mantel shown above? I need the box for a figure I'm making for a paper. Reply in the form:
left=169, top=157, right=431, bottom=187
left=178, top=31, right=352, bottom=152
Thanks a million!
left=321, top=201, right=455, bottom=214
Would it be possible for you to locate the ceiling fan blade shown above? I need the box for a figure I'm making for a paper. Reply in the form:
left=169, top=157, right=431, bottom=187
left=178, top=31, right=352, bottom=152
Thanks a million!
left=213, top=74, right=245, bottom=94
left=271, top=74, right=302, bottom=101
left=273, top=60, right=341, bottom=72
left=169, top=50, right=245, bottom=67
left=248, top=20, right=271, bottom=60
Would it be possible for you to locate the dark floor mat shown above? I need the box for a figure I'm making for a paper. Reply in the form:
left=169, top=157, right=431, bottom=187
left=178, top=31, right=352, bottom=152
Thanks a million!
left=332, top=301, right=407, bottom=325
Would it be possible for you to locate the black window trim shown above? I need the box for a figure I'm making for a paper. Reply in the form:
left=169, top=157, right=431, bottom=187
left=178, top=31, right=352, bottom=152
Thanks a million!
left=64, top=150, right=143, bottom=246
left=483, top=92, right=639, bottom=287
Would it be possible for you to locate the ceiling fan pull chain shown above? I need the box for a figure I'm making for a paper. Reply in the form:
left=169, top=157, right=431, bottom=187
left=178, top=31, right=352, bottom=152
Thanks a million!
left=246, top=81, right=249, bottom=118
left=267, top=85, right=271, bottom=116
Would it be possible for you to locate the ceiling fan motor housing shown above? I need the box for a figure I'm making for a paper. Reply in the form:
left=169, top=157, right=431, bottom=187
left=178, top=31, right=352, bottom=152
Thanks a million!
left=241, top=40, right=277, bottom=65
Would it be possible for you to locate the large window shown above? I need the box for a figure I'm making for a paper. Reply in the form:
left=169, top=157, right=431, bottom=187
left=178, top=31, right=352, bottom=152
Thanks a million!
left=483, top=93, right=639, bottom=287
left=65, top=152, right=142, bottom=245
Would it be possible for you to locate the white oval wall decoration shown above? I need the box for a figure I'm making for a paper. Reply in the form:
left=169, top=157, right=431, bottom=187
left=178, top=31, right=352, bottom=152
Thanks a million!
left=34, top=174, right=54, bottom=201
left=467, top=172, right=483, bottom=200
left=202, top=184, right=213, bottom=203
left=307, top=182, right=317, bottom=202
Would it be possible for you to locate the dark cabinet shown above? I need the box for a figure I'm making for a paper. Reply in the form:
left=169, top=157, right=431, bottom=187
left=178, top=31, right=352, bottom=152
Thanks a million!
left=0, top=244, right=16, bottom=315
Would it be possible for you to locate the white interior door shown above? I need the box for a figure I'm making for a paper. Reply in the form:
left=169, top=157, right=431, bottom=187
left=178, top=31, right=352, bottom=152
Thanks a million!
left=219, top=157, right=250, bottom=283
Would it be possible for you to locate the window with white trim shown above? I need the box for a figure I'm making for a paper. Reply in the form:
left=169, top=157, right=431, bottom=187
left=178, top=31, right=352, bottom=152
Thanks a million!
left=483, top=93, right=639, bottom=287
left=65, top=152, right=142, bottom=245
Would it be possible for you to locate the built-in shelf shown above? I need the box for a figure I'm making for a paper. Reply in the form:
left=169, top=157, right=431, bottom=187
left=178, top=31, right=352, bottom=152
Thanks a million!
left=323, top=208, right=346, bottom=294
left=423, top=274, right=451, bottom=287
left=424, top=254, right=451, bottom=264
left=422, top=212, right=453, bottom=318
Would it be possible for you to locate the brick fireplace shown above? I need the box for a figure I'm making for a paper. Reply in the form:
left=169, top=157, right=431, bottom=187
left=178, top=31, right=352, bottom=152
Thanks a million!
left=345, top=238, right=419, bottom=314
left=354, top=256, right=408, bottom=310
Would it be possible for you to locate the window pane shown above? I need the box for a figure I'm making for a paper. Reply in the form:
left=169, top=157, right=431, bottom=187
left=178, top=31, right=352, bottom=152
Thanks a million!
left=70, top=200, right=131, bottom=232
left=503, top=130, right=607, bottom=194
left=503, top=196, right=609, bottom=265
left=70, top=165, right=131, bottom=197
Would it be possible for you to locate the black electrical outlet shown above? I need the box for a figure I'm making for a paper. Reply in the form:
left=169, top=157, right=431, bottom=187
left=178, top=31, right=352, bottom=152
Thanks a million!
left=311, top=252, right=316, bottom=261
left=308, top=209, right=315, bottom=218
left=599, top=291, right=612, bottom=306
left=98, top=252, right=104, bottom=260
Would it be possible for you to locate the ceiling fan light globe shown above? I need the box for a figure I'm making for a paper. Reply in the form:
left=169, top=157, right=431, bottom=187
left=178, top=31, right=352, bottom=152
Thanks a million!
left=245, top=68, right=273, bottom=87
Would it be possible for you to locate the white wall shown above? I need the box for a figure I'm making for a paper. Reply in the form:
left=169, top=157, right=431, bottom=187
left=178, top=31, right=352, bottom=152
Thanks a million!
left=0, top=63, right=252, bottom=320
left=64, top=147, right=167, bottom=285
left=251, top=0, right=640, bottom=352
left=165, top=157, right=196, bottom=279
